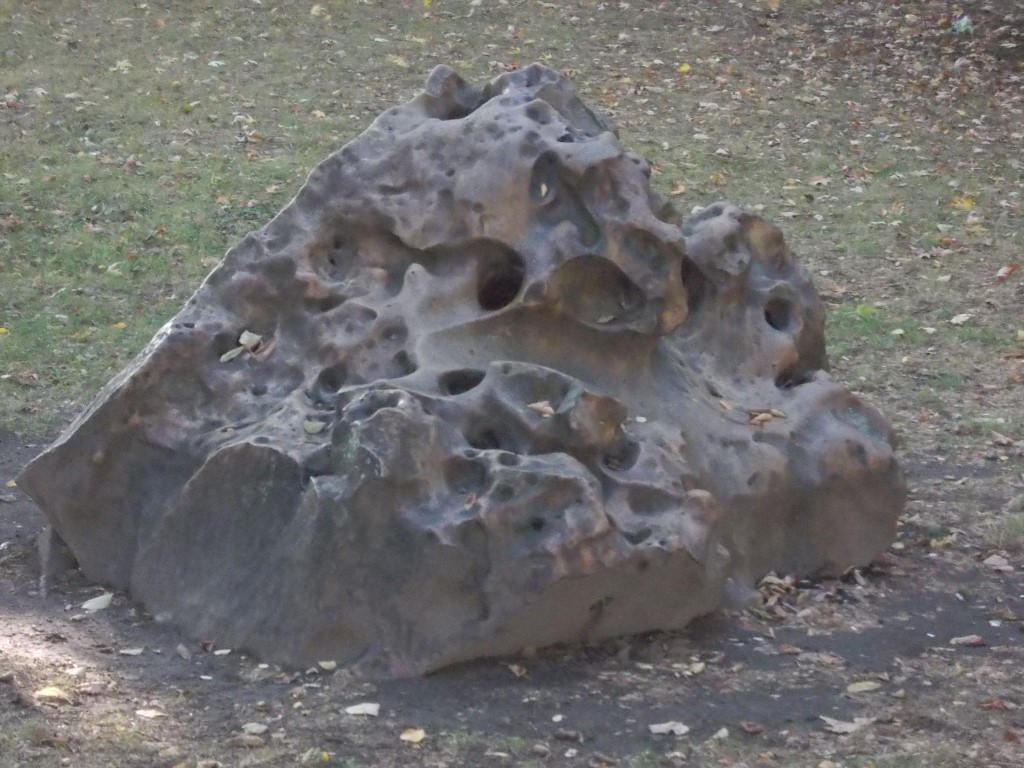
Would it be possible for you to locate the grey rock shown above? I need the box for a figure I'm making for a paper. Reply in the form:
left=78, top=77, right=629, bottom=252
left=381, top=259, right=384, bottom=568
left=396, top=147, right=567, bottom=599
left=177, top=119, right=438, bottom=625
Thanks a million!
left=18, top=64, right=903, bottom=676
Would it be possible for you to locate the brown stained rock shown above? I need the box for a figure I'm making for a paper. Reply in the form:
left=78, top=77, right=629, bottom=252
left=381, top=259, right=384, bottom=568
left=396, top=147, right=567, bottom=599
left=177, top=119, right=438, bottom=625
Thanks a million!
left=17, top=64, right=904, bottom=677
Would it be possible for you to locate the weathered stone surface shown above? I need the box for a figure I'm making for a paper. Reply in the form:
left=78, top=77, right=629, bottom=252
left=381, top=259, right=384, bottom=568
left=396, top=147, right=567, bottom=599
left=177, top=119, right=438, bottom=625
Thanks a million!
left=19, top=64, right=904, bottom=676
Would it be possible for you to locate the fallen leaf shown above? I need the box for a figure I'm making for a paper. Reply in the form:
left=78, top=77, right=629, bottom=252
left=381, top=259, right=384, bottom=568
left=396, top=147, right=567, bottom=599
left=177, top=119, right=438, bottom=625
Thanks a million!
left=949, top=313, right=973, bottom=325
left=949, top=634, right=985, bottom=647
left=820, top=715, right=873, bottom=734
left=34, top=686, right=72, bottom=704
left=846, top=680, right=882, bottom=694
left=527, top=400, right=555, bottom=418
left=81, top=593, right=113, bottom=612
left=176, top=643, right=192, bottom=660
left=238, top=330, right=262, bottom=350
left=981, top=699, right=1011, bottom=711
left=677, top=63, right=691, bottom=74
left=996, top=264, right=1020, bottom=280
left=345, top=702, right=381, bottom=717
left=318, top=660, right=337, bottom=672
left=242, top=723, right=268, bottom=735
left=213, top=648, right=232, bottom=656
left=400, top=727, right=427, bottom=744
left=649, top=721, right=690, bottom=736
left=506, top=663, right=528, bottom=678
left=135, top=708, right=167, bottom=719
left=219, top=346, right=245, bottom=362
left=303, top=419, right=327, bottom=434
left=739, top=721, right=765, bottom=735
left=119, top=647, right=145, bottom=656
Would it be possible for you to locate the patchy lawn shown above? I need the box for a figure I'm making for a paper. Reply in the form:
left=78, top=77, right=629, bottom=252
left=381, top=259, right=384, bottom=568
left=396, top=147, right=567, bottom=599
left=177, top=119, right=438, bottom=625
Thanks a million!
left=1, top=1, right=1022, bottom=766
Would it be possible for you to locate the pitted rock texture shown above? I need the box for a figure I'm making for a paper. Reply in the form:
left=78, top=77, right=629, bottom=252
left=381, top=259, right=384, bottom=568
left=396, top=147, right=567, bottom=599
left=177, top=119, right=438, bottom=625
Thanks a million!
left=19, top=64, right=904, bottom=677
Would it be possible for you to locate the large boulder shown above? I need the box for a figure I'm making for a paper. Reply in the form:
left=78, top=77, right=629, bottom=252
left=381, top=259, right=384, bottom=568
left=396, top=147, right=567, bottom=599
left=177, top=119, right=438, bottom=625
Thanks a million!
left=19, top=64, right=904, bottom=677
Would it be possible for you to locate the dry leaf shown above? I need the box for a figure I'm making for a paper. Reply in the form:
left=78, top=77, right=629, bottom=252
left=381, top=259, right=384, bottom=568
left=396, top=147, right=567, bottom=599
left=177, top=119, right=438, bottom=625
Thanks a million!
left=81, top=593, right=113, bottom=612
left=135, top=708, right=167, bottom=719
left=506, top=663, right=528, bottom=678
left=949, top=313, right=972, bottom=325
left=996, top=264, right=1019, bottom=280
left=318, top=660, right=337, bottom=672
left=527, top=400, right=555, bottom=418
left=846, top=680, right=882, bottom=694
left=219, top=346, right=245, bottom=362
left=242, top=723, right=268, bottom=735
left=820, top=715, right=873, bottom=734
left=949, top=634, right=985, bottom=647
left=303, top=419, right=327, bottom=434
left=119, top=647, right=145, bottom=656
left=649, top=721, right=690, bottom=736
left=34, top=686, right=72, bottom=704
left=400, top=727, right=427, bottom=744
left=238, top=330, right=262, bottom=350
left=345, top=702, right=381, bottom=717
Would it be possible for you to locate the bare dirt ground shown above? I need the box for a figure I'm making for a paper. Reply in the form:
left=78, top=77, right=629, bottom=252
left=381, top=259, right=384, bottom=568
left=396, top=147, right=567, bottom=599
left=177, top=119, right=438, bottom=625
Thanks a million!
left=2, top=1, right=1024, bottom=766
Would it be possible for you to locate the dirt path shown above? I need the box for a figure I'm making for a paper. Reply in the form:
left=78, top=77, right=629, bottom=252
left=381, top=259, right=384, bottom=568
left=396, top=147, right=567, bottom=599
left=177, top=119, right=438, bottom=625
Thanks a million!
left=3, top=429, right=1023, bottom=767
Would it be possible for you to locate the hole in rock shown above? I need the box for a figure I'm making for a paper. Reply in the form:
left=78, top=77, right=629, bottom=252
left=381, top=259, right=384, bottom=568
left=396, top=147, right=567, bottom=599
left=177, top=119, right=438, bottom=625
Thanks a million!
left=628, top=486, right=674, bottom=516
left=250, top=383, right=268, bottom=397
left=705, top=381, right=722, bottom=398
left=679, top=258, right=709, bottom=315
left=443, top=456, right=488, bottom=493
left=315, top=364, right=350, bottom=398
left=466, top=428, right=503, bottom=451
left=548, top=256, right=644, bottom=326
left=309, top=294, right=346, bottom=313
left=557, top=132, right=574, bottom=143
left=254, top=436, right=270, bottom=445
left=848, top=441, right=868, bottom=466
left=775, top=368, right=814, bottom=389
left=496, top=452, right=521, bottom=467
left=764, top=297, right=794, bottom=331
left=390, top=350, right=417, bottom=377
left=524, top=102, right=551, bottom=125
left=212, top=331, right=240, bottom=358
left=624, top=527, right=652, bottom=545
left=529, top=516, right=546, bottom=532
left=493, top=483, right=515, bottom=503
left=439, top=369, right=486, bottom=396
left=477, top=246, right=526, bottom=311
left=603, top=441, right=640, bottom=472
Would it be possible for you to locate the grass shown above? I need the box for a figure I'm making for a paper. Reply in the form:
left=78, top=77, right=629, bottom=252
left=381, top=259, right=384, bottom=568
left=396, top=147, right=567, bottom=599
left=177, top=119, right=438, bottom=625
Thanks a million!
left=1, top=2, right=1022, bottom=766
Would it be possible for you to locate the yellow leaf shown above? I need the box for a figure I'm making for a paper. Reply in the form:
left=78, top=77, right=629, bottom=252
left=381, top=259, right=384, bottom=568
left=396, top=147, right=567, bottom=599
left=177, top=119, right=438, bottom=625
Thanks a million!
left=949, top=196, right=974, bottom=210
left=5, top=479, right=15, bottom=488
left=423, top=0, right=433, bottom=7
left=400, top=727, right=426, bottom=744
left=111, top=321, right=127, bottom=330
left=0, top=327, right=9, bottom=334
left=34, top=686, right=72, bottom=703
left=846, top=680, right=882, bottom=694
left=677, top=63, right=691, bottom=74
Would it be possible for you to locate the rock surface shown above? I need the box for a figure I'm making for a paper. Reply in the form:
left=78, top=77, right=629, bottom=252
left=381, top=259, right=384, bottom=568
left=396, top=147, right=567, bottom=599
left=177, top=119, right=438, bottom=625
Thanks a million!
left=19, top=64, right=904, bottom=676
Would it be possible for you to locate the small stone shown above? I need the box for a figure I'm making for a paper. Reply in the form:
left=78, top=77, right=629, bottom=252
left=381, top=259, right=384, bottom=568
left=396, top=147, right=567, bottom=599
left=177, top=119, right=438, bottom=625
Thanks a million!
left=530, top=743, right=551, bottom=757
